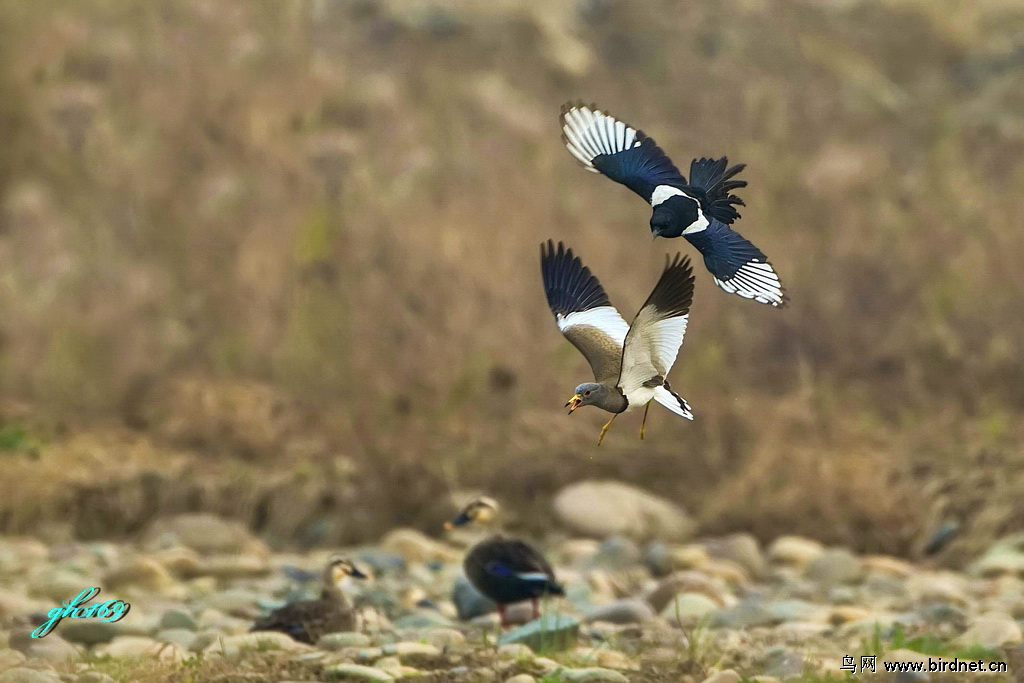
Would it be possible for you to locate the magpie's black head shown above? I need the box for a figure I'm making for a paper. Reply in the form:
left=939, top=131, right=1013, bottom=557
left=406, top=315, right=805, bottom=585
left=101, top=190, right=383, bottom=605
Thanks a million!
left=650, top=196, right=698, bottom=239
left=650, top=207, right=674, bottom=238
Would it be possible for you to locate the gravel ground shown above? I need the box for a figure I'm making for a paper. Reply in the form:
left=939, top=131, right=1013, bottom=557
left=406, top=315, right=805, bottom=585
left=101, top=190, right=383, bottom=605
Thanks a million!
left=1, top=493, right=1022, bottom=682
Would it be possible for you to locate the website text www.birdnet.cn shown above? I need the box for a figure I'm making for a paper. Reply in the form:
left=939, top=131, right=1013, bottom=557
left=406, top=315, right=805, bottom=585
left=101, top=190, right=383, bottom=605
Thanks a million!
left=840, top=655, right=1007, bottom=674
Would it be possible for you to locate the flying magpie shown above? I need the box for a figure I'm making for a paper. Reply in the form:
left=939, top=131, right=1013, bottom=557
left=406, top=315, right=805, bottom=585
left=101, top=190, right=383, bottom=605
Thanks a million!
left=560, top=101, right=787, bottom=307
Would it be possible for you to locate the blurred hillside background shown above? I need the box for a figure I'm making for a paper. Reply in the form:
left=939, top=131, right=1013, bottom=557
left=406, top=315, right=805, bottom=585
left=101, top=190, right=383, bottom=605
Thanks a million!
left=0, top=0, right=1022, bottom=560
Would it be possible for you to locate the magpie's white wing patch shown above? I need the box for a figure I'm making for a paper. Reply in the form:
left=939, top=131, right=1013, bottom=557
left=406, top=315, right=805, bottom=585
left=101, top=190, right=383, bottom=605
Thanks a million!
left=714, top=260, right=786, bottom=307
left=561, top=103, right=641, bottom=171
left=559, top=101, right=686, bottom=202
left=650, top=185, right=687, bottom=207
left=685, top=218, right=788, bottom=307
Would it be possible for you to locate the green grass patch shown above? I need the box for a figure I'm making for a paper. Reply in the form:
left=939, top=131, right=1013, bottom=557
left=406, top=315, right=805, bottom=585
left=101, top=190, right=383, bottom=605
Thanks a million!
left=0, top=423, right=39, bottom=455
left=861, top=622, right=1005, bottom=663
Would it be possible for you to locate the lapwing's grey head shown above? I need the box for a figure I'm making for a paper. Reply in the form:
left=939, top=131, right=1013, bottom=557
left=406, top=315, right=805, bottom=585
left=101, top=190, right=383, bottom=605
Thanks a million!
left=566, top=382, right=607, bottom=413
left=445, top=496, right=499, bottom=530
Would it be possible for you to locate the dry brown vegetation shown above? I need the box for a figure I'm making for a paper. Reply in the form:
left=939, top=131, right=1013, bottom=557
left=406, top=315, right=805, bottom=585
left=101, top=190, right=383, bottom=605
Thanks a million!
left=1, top=0, right=1023, bottom=559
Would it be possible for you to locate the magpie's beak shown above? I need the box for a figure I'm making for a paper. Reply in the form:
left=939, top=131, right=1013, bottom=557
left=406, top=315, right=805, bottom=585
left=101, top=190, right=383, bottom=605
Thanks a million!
left=565, top=394, right=583, bottom=413
left=444, top=512, right=471, bottom=531
left=349, top=566, right=368, bottom=579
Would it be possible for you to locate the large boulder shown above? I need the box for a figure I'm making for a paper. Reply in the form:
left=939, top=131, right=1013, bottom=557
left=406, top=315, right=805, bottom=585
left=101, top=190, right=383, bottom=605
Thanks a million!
left=768, top=536, right=824, bottom=568
left=452, top=573, right=497, bottom=621
left=804, top=548, right=861, bottom=587
left=582, top=598, right=655, bottom=625
left=553, top=481, right=693, bottom=541
left=497, top=613, right=580, bottom=652
left=704, top=534, right=766, bottom=579
left=0, top=669, right=63, bottom=683
left=144, top=514, right=266, bottom=556
left=380, top=529, right=459, bottom=564
left=968, top=534, right=1024, bottom=578
left=959, top=614, right=1024, bottom=649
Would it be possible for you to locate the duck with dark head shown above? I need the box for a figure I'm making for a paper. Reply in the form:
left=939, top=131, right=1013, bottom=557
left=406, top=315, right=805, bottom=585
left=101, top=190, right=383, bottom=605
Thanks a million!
left=445, top=496, right=564, bottom=627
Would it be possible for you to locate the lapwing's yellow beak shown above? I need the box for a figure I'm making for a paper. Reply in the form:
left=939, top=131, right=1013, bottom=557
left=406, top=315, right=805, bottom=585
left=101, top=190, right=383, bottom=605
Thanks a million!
left=565, top=394, right=583, bottom=414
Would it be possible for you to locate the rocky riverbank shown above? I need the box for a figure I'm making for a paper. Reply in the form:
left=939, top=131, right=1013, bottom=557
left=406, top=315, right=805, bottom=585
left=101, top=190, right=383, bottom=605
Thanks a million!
left=1, top=504, right=1023, bottom=682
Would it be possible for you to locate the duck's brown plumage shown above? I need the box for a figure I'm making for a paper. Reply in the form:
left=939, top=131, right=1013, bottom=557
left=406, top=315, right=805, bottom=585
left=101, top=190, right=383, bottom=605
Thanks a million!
left=251, top=557, right=362, bottom=644
left=250, top=593, right=358, bottom=644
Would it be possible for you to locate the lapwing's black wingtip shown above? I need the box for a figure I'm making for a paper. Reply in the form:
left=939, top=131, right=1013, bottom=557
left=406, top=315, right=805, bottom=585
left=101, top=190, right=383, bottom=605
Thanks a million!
left=645, top=252, right=695, bottom=319
left=540, top=239, right=572, bottom=262
left=540, top=240, right=610, bottom=316
left=663, top=252, right=693, bottom=273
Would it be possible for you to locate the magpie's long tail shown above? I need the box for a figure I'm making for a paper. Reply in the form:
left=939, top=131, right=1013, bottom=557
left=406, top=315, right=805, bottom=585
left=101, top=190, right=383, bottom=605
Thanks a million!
left=687, top=156, right=747, bottom=224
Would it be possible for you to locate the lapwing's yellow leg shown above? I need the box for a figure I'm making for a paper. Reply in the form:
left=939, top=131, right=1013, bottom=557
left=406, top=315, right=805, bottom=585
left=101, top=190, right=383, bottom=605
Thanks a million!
left=597, top=413, right=618, bottom=446
left=639, top=402, right=650, bottom=440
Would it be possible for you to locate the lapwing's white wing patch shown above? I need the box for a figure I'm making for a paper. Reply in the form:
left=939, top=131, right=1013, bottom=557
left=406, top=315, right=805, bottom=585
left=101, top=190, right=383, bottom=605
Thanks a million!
left=618, top=255, right=695, bottom=400
left=541, top=240, right=630, bottom=385
left=638, top=315, right=688, bottom=376
left=556, top=307, right=630, bottom=385
left=714, top=260, right=786, bottom=307
left=561, top=103, right=640, bottom=170
left=618, top=312, right=690, bottom=397
left=556, top=307, right=629, bottom=345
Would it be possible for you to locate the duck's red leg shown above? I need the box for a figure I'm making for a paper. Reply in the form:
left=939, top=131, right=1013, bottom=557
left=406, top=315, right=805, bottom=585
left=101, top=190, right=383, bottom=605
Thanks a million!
left=531, top=598, right=539, bottom=620
left=497, top=604, right=507, bottom=628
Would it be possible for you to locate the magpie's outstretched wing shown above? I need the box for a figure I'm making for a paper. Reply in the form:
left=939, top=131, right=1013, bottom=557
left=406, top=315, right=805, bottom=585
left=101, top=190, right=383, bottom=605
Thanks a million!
left=560, top=102, right=686, bottom=204
left=540, top=240, right=630, bottom=386
left=685, top=219, right=787, bottom=306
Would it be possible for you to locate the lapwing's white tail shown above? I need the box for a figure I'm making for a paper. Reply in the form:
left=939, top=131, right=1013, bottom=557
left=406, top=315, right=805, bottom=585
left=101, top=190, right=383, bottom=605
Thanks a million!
left=654, top=385, right=693, bottom=420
